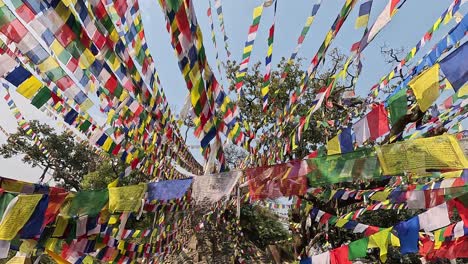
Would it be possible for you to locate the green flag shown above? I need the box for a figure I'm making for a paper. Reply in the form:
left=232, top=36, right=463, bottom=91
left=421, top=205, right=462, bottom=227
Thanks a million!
left=348, top=237, right=369, bottom=260
left=67, top=189, right=109, bottom=217
left=387, top=88, right=407, bottom=125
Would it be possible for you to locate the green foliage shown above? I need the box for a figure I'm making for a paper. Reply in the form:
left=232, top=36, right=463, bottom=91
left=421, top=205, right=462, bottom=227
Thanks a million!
left=240, top=204, right=289, bottom=249
left=0, top=121, right=150, bottom=191
left=0, top=121, right=101, bottom=190
left=224, top=49, right=362, bottom=165
left=80, top=161, right=148, bottom=190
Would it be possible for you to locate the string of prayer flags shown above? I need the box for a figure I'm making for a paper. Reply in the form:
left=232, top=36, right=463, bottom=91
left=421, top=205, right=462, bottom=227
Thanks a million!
left=376, top=134, right=468, bottom=176
left=439, top=41, right=467, bottom=92
left=355, top=0, right=373, bottom=28
left=207, top=0, right=223, bottom=79
left=366, top=0, right=463, bottom=101
left=290, top=0, right=357, bottom=106
left=288, top=80, right=333, bottom=152
left=158, top=0, right=241, bottom=155
left=235, top=3, right=264, bottom=91
left=357, top=0, right=406, bottom=52
left=261, top=0, right=277, bottom=112
left=279, top=0, right=322, bottom=84
left=214, top=0, right=231, bottom=58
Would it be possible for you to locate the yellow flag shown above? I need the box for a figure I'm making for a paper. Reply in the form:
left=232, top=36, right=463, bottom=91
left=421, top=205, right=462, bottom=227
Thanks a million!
left=0, top=194, right=42, bottom=240
left=1, top=179, right=24, bottom=193
left=16, top=77, right=42, bottom=99
left=368, top=227, right=392, bottom=262
left=335, top=218, right=348, bottom=228
left=107, top=178, right=119, bottom=188
left=408, top=63, right=440, bottom=112
left=46, top=250, right=71, bottom=264
left=327, top=133, right=341, bottom=155
left=6, top=256, right=31, bottom=264
left=108, top=184, right=147, bottom=213
left=376, top=134, right=468, bottom=175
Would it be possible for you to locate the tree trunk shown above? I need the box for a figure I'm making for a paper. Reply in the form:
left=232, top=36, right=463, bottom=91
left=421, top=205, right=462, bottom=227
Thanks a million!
left=39, top=164, right=50, bottom=182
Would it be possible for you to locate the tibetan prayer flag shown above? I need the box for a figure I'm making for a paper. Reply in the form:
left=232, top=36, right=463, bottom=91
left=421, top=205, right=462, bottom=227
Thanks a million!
left=0, top=54, right=18, bottom=77
left=387, top=88, right=407, bottom=125
left=0, top=193, right=16, bottom=221
left=43, top=192, right=67, bottom=228
left=359, top=0, right=404, bottom=51
left=235, top=3, right=264, bottom=90
left=306, top=148, right=381, bottom=186
left=439, top=42, right=467, bottom=92
left=376, top=135, right=468, bottom=175
left=0, top=194, right=42, bottom=240
left=368, top=227, right=392, bottom=262
left=147, top=178, right=193, bottom=202
left=394, top=216, right=419, bottom=254
left=31, top=87, right=51, bottom=108
left=367, top=104, right=389, bottom=141
left=327, top=127, right=353, bottom=155
left=20, top=194, right=48, bottom=239
left=4, top=66, right=30, bottom=88
left=67, top=189, right=108, bottom=217
left=355, top=0, right=372, bottom=28
left=109, top=184, right=146, bottom=213
left=246, top=161, right=308, bottom=201
left=353, top=116, right=370, bottom=146
left=353, top=104, right=389, bottom=145
left=419, top=202, right=451, bottom=232
left=311, top=251, right=330, bottom=264
left=16, top=77, right=42, bottom=99
left=408, top=63, right=440, bottom=112
left=348, top=237, right=368, bottom=260
left=192, top=171, right=241, bottom=204
left=330, top=245, right=351, bottom=264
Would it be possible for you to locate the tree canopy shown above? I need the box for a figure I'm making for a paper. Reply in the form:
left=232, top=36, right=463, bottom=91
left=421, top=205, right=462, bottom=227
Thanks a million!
left=0, top=121, right=101, bottom=190
left=0, top=121, right=147, bottom=191
left=223, top=49, right=363, bottom=167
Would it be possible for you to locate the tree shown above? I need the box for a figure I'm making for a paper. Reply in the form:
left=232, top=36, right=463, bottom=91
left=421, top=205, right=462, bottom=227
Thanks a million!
left=224, top=49, right=363, bottom=166
left=80, top=159, right=149, bottom=190
left=0, top=121, right=102, bottom=190
left=240, top=204, right=289, bottom=249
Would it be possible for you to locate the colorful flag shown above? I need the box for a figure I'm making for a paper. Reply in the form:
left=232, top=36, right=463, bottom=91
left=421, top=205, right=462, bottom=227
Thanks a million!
left=327, top=127, right=354, bottom=155
left=235, top=3, right=264, bottom=91
left=261, top=1, right=277, bottom=112
left=439, top=41, right=467, bottom=92
left=355, top=0, right=373, bottom=28
left=280, top=0, right=322, bottom=83
left=353, top=104, right=389, bottom=145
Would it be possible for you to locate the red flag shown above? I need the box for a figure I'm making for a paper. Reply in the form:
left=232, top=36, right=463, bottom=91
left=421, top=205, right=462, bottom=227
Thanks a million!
left=367, top=104, right=389, bottom=140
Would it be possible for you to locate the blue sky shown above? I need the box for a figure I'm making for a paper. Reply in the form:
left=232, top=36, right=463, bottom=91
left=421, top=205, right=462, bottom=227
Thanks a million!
left=0, top=0, right=463, bottom=183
